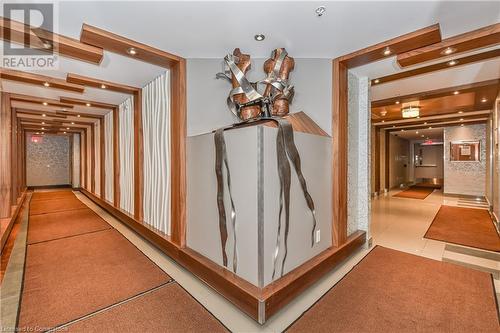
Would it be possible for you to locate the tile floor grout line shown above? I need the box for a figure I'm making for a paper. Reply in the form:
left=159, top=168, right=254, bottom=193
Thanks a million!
left=46, top=280, right=176, bottom=333
left=27, top=227, right=112, bottom=246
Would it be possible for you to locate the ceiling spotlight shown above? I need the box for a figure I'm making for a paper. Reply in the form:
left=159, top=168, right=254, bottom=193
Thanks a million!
left=373, top=79, right=380, bottom=84
left=392, top=125, right=396, bottom=128
left=381, top=120, right=385, bottom=123
left=77, top=114, right=81, bottom=117
left=71, top=122, right=75, bottom=124
left=383, top=47, right=392, bottom=56
left=41, top=132, right=44, bottom=134
left=461, top=124, right=464, bottom=127
left=100, top=84, right=107, bottom=89
left=424, top=122, right=427, bottom=125
left=43, top=82, right=50, bottom=87
left=86, top=103, right=91, bottom=107
left=453, top=91, right=459, bottom=95
left=458, top=111, right=463, bottom=114
left=62, top=108, right=67, bottom=111
left=315, top=6, right=326, bottom=17
left=41, top=127, right=45, bottom=130
left=63, top=131, right=67, bottom=134
left=254, top=34, right=265, bottom=41
left=66, top=127, right=70, bottom=130
left=416, top=131, right=419, bottom=134
left=42, top=41, right=52, bottom=49
left=417, top=116, right=420, bottom=119
left=395, top=100, right=400, bottom=104
left=36, top=132, right=40, bottom=135
left=127, top=47, right=137, bottom=55
left=421, top=135, right=425, bottom=138
left=42, top=102, right=48, bottom=106
left=41, top=122, right=45, bottom=125
left=481, top=97, right=487, bottom=103
left=42, top=114, right=46, bottom=117
left=460, top=118, right=464, bottom=121
left=447, top=59, right=458, bottom=66
left=428, top=127, right=432, bottom=129
left=441, top=47, right=456, bottom=55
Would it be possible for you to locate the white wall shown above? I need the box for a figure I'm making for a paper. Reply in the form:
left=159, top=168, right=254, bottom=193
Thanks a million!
left=119, top=97, right=135, bottom=215
left=104, top=112, right=114, bottom=203
left=72, top=133, right=80, bottom=188
left=186, top=58, right=332, bottom=136
left=444, top=124, right=486, bottom=197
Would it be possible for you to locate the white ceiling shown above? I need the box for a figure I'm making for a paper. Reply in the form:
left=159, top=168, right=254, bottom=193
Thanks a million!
left=1, top=1, right=499, bottom=107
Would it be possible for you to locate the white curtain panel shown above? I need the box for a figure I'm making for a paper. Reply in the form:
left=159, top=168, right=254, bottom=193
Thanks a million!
left=104, top=111, right=114, bottom=203
left=95, top=122, right=101, bottom=196
left=142, top=71, right=171, bottom=235
left=119, top=97, right=135, bottom=215
left=86, top=126, right=92, bottom=191
left=72, top=133, right=80, bottom=188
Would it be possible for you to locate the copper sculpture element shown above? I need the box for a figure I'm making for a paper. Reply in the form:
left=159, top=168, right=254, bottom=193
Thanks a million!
left=230, top=48, right=261, bottom=120
left=263, top=48, right=295, bottom=116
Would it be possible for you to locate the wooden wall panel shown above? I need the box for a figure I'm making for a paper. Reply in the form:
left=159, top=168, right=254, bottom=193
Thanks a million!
left=1, top=93, right=12, bottom=218
left=113, top=107, right=120, bottom=207
left=331, top=59, right=348, bottom=246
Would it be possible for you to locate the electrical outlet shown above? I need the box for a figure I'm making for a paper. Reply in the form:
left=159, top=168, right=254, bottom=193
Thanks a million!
left=315, top=229, right=321, bottom=243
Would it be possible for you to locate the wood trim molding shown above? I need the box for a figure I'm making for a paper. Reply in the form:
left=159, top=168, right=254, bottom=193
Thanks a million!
left=338, top=24, right=441, bottom=68
left=66, top=73, right=139, bottom=94
left=79, top=187, right=366, bottom=323
left=133, top=90, right=143, bottom=221
left=0, top=17, right=103, bottom=64
left=388, top=119, right=487, bottom=132
left=60, top=97, right=116, bottom=110
left=100, top=117, right=105, bottom=200
left=385, top=130, right=390, bottom=190
left=397, top=23, right=500, bottom=67
left=1, top=68, right=85, bottom=93
left=80, top=23, right=182, bottom=69
left=375, top=113, right=490, bottom=128
left=169, top=59, right=187, bottom=246
left=1, top=93, right=12, bottom=218
left=372, top=48, right=500, bottom=85
left=10, top=94, right=74, bottom=109
left=331, top=59, right=348, bottom=246
left=113, top=107, right=120, bottom=208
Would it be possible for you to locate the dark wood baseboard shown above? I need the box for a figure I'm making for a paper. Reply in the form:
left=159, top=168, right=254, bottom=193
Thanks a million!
left=79, top=188, right=366, bottom=323
left=27, top=184, right=72, bottom=190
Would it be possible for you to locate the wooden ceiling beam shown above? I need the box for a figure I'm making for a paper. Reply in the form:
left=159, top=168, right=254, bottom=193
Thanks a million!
left=372, top=48, right=500, bottom=85
left=80, top=23, right=182, bottom=68
left=55, top=110, right=103, bottom=120
left=60, top=97, right=116, bottom=110
left=397, top=23, right=500, bottom=67
left=66, top=73, right=139, bottom=94
left=371, top=79, right=499, bottom=108
left=337, top=24, right=441, bottom=68
left=376, top=113, right=489, bottom=128
left=15, top=109, right=67, bottom=118
left=9, top=93, right=74, bottom=109
left=388, top=119, right=487, bottom=132
left=0, top=68, right=85, bottom=93
left=0, top=17, right=103, bottom=64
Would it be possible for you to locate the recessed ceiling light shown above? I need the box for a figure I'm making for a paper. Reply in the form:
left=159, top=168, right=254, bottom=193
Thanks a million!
left=461, top=124, right=464, bottom=127
left=381, top=120, right=385, bottom=123
left=421, top=135, right=425, bottom=137
left=100, top=84, right=107, bottom=89
left=460, top=118, right=464, bottom=121
left=41, top=127, right=45, bottom=130
left=41, top=122, right=45, bottom=125
left=66, top=127, right=70, bottom=130
left=77, top=114, right=81, bottom=118
left=417, top=116, right=420, bottom=119
left=86, top=103, right=91, bottom=107
left=429, top=127, right=432, bottom=129
left=453, top=91, right=459, bottom=95
left=441, top=47, right=456, bottom=55
left=42, top=114, right=46, bottom=117
left=43, top=82, right=50, bottom=87
left=127, top=47, right=137, bottom=55
left=383, top=47, right=391, bottom=56
left=447, top=60, right=458, bottom=66
left=458, top=111, right=463, bottom=114
left=63, top=131, right=66, bottom=134
left=401, top=129, right=405, bottom=132
left=373, top=79, right=380, bottom=84
left=62, top=108, right=67, bottom=111
left=36, top=132, right=40, bottom=134
left=481, top=97, right=487, bottom=103
left=41, top=132, right=44, bottom=134
left=42, top=102, right=48, bottom=106
left=315, top=6, right=326, bottom=17
left=71, top=122, right=75, bottom=124
left=416, top=131, right=419, bottom=134
left=254, top=34, right=265, bottom=41
left=42, top=41, right=52, bottom=49
left=395, top=100, right=400, bottom=104
left=392, top=125, right=396, bottom=128
left=424, top=122, right=427, bottom=125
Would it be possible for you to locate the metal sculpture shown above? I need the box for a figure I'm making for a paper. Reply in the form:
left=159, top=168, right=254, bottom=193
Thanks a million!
left=214, top=48, right=316, bottom=279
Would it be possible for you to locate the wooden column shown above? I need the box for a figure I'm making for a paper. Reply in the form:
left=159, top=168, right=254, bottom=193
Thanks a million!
left=375, top=127, right=381, bottom=194
left=133, top=90, right=143, bottom=221
left=0, top=93, right=12, bottom=218
left=100, top=117, right=105, bottom=199
left=11, top=107, right=18, bottom=202
left=385, top=130, right=390, bottom=190
left=332, top=59, right=348, bottom=247
left=90, top=123, right=95, bottom=193
left=82, top=129, right=87, bottom=189
left=113, top=107, right=120, bottom=208
left=170, top=59, right=187, bottom=247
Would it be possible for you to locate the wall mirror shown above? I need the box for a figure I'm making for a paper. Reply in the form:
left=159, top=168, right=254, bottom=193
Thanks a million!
left=450, top=141, right=480, bottom=161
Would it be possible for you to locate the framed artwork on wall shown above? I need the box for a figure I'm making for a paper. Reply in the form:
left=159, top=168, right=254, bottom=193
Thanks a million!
left=450, top=141, right=480, bottom=161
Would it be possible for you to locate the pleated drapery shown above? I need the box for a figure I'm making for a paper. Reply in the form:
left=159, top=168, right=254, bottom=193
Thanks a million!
left=119, top=97, right=134, bottom=215
left=94, top=122, right=101, bottom=197
left=104, top=111, right=114, bottom=203
left=72, top=133, right=80, bottom=188
left=142, top=72, right=171, bottom=235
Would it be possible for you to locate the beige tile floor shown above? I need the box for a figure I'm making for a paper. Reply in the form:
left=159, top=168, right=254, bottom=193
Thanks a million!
left=63, top=190, right=496, bottom=332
